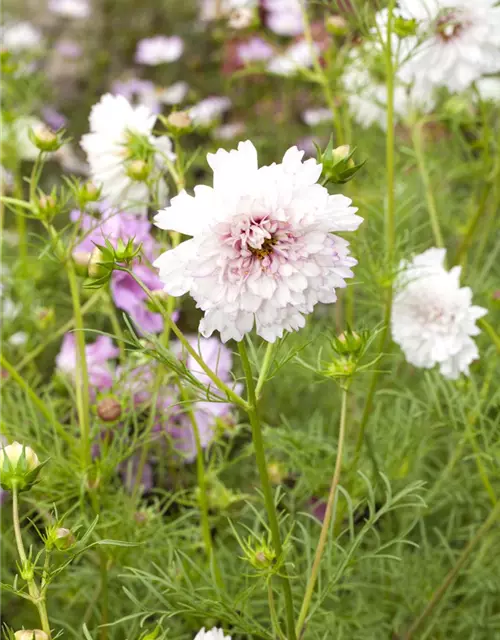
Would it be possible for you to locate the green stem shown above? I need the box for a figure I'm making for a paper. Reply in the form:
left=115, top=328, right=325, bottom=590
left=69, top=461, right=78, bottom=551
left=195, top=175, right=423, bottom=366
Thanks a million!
left=352, top=3, right=396, bottom=467
left=14, top=171, right=28, bottom=274
left=0, top=355, right=73, bottom=446
left=67, top=260, right=91, bottom=468
left=12, top=486, right=52, bottom=637
left=99, top=554, right=109, bottom=640
left=131, top=380, right=161, bottom=503
left=464, top=416, right=497, bottom=506
left=17, top=291, right=101, bottom=371
left=412, top=121, right=445, bottom=248
left=403, top=500, right=500, bottom=639
left=479, top=318, right=500, bottom=354
left=296, top=386, right=348, bottom=638
left=105, top=292, right=126, bottom=363
left=238, top=342, right=296, bottom=640
left=268, top=580, right=287, bottom=640
left=177, top=381, right=223, bottom=588
left=116, top=267, right=247, bottom=410
left=255, top=343, right=276, bottom=399
left=454, top=183, right=491, bottom=267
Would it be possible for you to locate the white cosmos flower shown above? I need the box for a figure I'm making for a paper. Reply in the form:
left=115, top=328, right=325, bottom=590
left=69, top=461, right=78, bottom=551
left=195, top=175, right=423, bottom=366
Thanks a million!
left=264, top=0, right=305, bottom=36
left=135, top=36, right=184, bottom=65
left=189, top=96, right=232, bottom=126
left=302, top=107, right=332, bottom=127
left=398, top=0, right=500, bottom=94
left=391, top=248, right=487, bottom=380
left=475, top=75, right=500, bottom=102
left=2, top=22, right=42, bottom=52
left=200, top=0, right=256, bottom=21
left=153, top=141, right=362, bottom=343
left=81, top=94, right=174, bottom=211
left=48, top=0, right=90, bottom=19
left=267, top=40, right=318, bottom=76
left=194, top=628, right=231, bottom=640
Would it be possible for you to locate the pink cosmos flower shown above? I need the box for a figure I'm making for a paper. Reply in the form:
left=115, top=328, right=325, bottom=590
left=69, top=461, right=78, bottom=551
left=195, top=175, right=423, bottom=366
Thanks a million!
left=56, top=334, right=119, bottom=391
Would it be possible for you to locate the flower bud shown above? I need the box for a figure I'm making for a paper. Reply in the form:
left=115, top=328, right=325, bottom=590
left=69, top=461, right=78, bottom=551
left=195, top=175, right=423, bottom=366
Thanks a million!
left=30, top=125, right=62, bottom=152
left=126, top=159, right=150, bottom=182
left=267, top=461, right=285, bottom=485
left=394, top=16, right=418, bottom=38
left=166, top=111, right=192, bottom=132
left=35, top=191, right=59, bottom=220
left=249, top=543, right=275, bottom=570
left=82, top=182, right=101, bottom=202
left=332, top=327, right=366, bottom=357
left=326, top=15, right=348, bottom=36
left=88, top=247, right=106, bottom=279
left=72, top=250, right=92, bottom=277
left=0, top=442, right=43, bottom=492
left=317, top=136, right=365, bottom=185
left=97, top=396, right=122, bottom=423
left=35, top=307, right=55, bottom=331
left=15, top=630, right=49, bottom=640
left=54, top=527, right=76, bottom=550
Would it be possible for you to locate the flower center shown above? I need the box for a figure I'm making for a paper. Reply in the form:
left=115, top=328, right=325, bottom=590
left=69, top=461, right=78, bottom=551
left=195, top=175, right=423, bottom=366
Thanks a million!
left=249, top=236, right=278, bottom=260
left=435, top=11, right=464, bottom=41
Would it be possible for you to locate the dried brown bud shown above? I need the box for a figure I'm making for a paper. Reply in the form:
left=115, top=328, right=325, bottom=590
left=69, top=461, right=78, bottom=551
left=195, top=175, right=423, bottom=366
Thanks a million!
left=97, top=397, right=122, bottom=422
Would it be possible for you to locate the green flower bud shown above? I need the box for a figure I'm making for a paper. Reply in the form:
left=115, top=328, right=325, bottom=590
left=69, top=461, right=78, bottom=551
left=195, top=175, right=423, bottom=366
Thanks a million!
left=166, top=110, right=192, bottom=134
left=326, top=15, right=348, bottom=36
left=30, top=125, right=62, bottom=152
left=317, top=136, right=365, bottom=185
left=88, top=247, right=107, bottom=279
left=0, top=442, right=44, bottom=492
left=53, top=527, right=76, bottom=550
left=393, top=17, right=418, bottom=38
left=267, top=461, right=286, bottom=485
left=35, top=190, right=60, bottom=221
left=72, top=251, right=92, bottom=277
left=126, top=159, right=150, bottom=182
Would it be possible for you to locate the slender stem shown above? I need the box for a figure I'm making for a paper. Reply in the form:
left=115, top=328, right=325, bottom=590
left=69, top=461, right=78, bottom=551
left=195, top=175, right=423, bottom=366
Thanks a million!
left=131, top=380, right=161, bottom=503
left=105, top=291, right=126, bottom=362
left=116, top=267, right=247, bottom=410
left=296, top=386, right=348, bottom=638
left=412, top=121, right=444, bottom=248
left=403, top=500, right=500, bottom=639
left=255, top=343, right=276, bottom=399
left=268, top=580, right=287, bottom=640
left=14, top=171, right=28, bottom=274
left=479, top=318, right=500, bottom=354
left=99, top=554, right=109, bottom=640
left=464, top=417, right=497, bottom=507
left=12, top=486, right=52, bottom=637
left=455, top=183, right=491, bottom=267
left=0, top=355, right=73, bottom=446
left=238, top=342, right=296, bottom=640
left=17, top=291, right=101, bottom=371
left=299, top=0, right=343, bottom=144
left=67, top=260, right=91, bottom=468
left=177, top=381, right=223, bottom=588
left=352, top=3, right=396, bottom=467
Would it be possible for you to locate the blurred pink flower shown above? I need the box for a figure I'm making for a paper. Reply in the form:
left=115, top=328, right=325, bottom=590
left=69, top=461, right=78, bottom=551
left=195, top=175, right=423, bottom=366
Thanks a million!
left=56, top=334, right=119, bottom=391
left=42, top=106, right=67, bottom=130
left=236, top=37, right=274, bottom=64
left=135, top=36, right=184, bottom=65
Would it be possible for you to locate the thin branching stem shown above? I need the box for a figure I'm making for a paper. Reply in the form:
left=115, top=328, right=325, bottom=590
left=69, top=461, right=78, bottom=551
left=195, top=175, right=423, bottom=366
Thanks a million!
left=238, top=341, right=297, bottom=640
left=404, top=499, right=500, bottom=639
left=296, top=385, right=348, bottom=638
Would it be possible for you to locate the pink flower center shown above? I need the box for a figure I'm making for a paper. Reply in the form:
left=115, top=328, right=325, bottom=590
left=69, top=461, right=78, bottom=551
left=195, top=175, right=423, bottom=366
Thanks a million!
left=435, top=11, right=465, bottom=41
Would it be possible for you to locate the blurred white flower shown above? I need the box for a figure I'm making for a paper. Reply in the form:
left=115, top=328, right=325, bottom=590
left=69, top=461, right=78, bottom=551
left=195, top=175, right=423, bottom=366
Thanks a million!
left=189, top=96, right=231, bottom=126
left=55, top=144, right=89, bottom=175
left=153, top=141, right=362, bottom=343
left=264, top=0, right=305, bottom=36
left=399, top=0, right=500, bottom=94
left=302, top=107, right=332, bottom=126
left=3, top=116, right=44, bottom=161
left=157, top=81, right=189, bottom=105
left=214, top=122, right=246, bottom=139
left=237, top=37, right=274, bottom=64
left=8, top=332, right=28, bottom=347
left=135, top=36, right=184, bottom=65
left=81, top=94, right=175, bottom=211
left=194, top=629, right=231, bottom=640
left=228, top=7, right=254, bottom=29
left=475, top=75, right=500, bottom=102
left=48, top=0, right=90, bottom=19
left=2, top=22, right=42, bottom=52
left=200, top=0, right=256, bottom=22
left=392, top=248, right=487, bottom=379
left=267, top=40, right=317, bottom=76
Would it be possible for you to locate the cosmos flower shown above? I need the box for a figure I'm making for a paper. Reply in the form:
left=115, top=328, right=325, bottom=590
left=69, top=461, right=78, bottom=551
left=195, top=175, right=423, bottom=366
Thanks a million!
left=475, top=75, right=500, bottom=102
left=56, top=334, right=120, bottom=391
left=199, top=0, right=256, bottom=22
left=391, top=248, right=487, bottom=379
left=80, top=94, right=175, bottom=211
left=194, top=628, right=231, bottom=640
left=398, top=0, right=500, bottom=94
left=153, top=140, right=362, bottom=343
left=135, top=35, right=184, bottom=65
left=189, top=96, right=232, bottom=126
left=236, top=37, right=274, bottom=64
left=263, top=0, right=305, bottom=36
left=302, top=107, right=332, bottom=126
left=2, top=22, right=42, bottom=52
left=48, top=0, right=90, bottom=19
left=267, top=40, right=318, bottom=76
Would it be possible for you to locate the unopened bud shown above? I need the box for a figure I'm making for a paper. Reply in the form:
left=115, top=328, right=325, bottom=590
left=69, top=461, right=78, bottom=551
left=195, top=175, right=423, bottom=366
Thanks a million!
left=0, top=442, right=39, bottom=471
left=15, top=630, right=49, bottom=640
left=54, top=527, right=76, bottom=550
left=88, top=247, right=106, bottom=279
left=72, top=250, right=91, bottom=277
left=267, top=461, right=285, bottom=485
left=167, top=111, right=192, bottom=130
left=332, top=144, right=351, bottom=162
left=37, top=193, right=58, bottom=218
left=326, top=15, right=348, bottom=36
left=97, top=396, right=122, bottom=422
left=0, top=442, right=43, bottom=492
left=126, top=159, right=150, bottom=182
left=31, top=125, right=61, bottom=152
left=83, top=182, right=100, bottom=201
